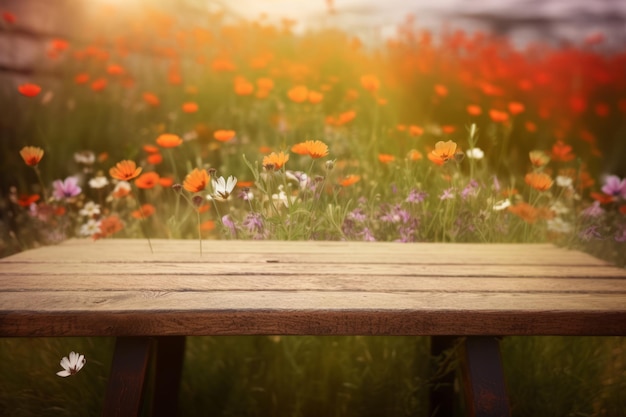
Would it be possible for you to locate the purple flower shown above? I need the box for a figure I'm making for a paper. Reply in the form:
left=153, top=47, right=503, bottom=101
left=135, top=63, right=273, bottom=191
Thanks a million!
left=579, top=226, right=603, bottom=242
left=601, top=175, right=626, bottom=199
left=380, top=204, right=410, bottom=223
left=221, top=215, right=237, bottom=237
left=614, top=226, right=626, bottom=243
left=439, top=188, right=455, bottom=200
left=406, top=189, right=427, bottom=204
left=492, top=176, right=501, bottom=192
left=461, top=179, right=479, bottom=200
left=582, top=201, right=605, bottom=218
left=52, top=177, right=82, bottom=200
left=242, top=213, right=266, bottom=239
left=348, top=208, right=367, bottom=223
left=361, top=227, right=376, bottom=241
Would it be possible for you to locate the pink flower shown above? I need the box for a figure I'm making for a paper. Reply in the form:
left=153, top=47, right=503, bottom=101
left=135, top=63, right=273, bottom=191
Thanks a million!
left=601, top=175, right=626, bottom=199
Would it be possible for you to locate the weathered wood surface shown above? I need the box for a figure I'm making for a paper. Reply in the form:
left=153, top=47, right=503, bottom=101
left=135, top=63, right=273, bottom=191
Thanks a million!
left=1, top=239, right=625, bottom=337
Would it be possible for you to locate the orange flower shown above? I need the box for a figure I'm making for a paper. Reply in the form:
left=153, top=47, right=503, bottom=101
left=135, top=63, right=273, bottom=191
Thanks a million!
left=156, top=133, right=183, bottom=148
left=236, top=181, right=254, bottom=188
left=214, top=130, right=236, bottom=142
left=159, top=177, right=174, bottom=187
left=91, top=78, right=107, bottom=92
left=590, top=192, right=615, bottom=205
left=308, top=90, right=323, bottom=104
left=200, top=220, right=216, bottom=232
left=429, top=140, right=457, bottom=165
left=378, top=154, right=395, bottom=164
left=508, top=102, right=525, bottom=115
left=489, top=109, right=509, bottom=123
left=20, top=146, right=44, bottom=166
left=183, top=168, right=210, bottom=193
left=466, top=105, right=482, bottom=116
left=74, top=73, right=90, bottom=84
left=110, top=160, right=142, bottom=181
left=135, top=172, right=160, bottom=189
left=197, top=204, right=211, bottom=214
left=143, top=92, right=160, bottom=107
left=407, top=149, right=423, bottom=161
left=147, top=153, right=163, bottom=165
left=525, top=172, right=553, bottom=191
left=508, top=202, right=539, bottom=224
left=525, top=121, right=537, bottom=132
left=143, top=144, right=159, bottom=154
left=132, top=204, right=156, bottom=219
left=360, top=74, right=380, bottom=92
left=551, top=141, right=575, bottom=162
left=337, top=110, right=356, bottom=125
left=442, top=125, right=456, bottom=134
left=234, top=79, right=254, bottom=95
left=529, top=150, right=550, bottom=167
left=17, top=194, right=40, bottom=207
left=291, top=140, right=329, bottom=159
left=94, top=215, right=124, bottom=239
left=288, top=85, right=308, bottom=103
left=339, top=175, right=360, bottom=187
left=256, top=77, right=274, bottom=91
left=107, top=64, right=124, bottom=75
left=434, top=84, right=448, bottom=97
left=409, top=125, right=424, bottom=136
left=18, top=83, right=41, bottom=97
left=182, top=102, right=198, bottom=113
left=262, top=151, right=289, bottom=170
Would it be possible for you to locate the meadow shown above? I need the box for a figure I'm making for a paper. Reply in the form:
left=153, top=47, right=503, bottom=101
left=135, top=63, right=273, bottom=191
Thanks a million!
left=0, top=3, right=625, bottom=416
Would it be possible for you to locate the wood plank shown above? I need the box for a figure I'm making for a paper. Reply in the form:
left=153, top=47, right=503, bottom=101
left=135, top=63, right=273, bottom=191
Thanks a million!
left=1, top=262, right=625, bottom=278
left=1, top=309, right=623, bottom=337
left=1, top=290, right=624, bottom=312
left=1, top=239, right=611, bottom=266
left=1, top=275, right=624, bottom=293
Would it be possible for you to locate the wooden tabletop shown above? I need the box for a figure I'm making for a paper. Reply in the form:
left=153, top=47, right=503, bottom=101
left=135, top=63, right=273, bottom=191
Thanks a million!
left=1, top=239, right=625, bottom=337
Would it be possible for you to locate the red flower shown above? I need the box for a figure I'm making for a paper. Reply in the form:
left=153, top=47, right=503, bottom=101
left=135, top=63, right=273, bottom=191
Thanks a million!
left=18, top=83, right=41, bottom=97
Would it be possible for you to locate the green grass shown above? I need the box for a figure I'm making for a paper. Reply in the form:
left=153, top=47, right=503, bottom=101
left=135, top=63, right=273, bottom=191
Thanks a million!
left=1, top=336, right=624, bottom=417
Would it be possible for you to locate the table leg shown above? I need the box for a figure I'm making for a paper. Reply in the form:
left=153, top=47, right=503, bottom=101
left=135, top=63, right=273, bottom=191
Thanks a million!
left=429, top=336, right=458, bottom=417
left=151, top=336, right=186, bottom=417
left=102, top=337, right=153, bottom=417
left=461, top=336, right=511, bottom=417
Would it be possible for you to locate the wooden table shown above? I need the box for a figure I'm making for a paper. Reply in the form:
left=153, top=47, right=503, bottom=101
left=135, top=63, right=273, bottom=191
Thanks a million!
left=1, top=239, right=625, bottom=417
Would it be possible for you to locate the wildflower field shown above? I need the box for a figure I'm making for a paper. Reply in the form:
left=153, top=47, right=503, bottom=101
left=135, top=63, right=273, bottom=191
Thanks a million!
left=1, top=3, right=625, bottom=416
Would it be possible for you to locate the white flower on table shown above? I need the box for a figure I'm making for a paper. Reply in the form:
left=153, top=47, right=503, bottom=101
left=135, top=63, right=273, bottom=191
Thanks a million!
left=56, top=351, right=86, bottom=377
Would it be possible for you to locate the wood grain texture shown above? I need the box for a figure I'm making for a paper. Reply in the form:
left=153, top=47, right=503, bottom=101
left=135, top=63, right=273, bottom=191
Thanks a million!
left=1, top=239, right=625, bottom=337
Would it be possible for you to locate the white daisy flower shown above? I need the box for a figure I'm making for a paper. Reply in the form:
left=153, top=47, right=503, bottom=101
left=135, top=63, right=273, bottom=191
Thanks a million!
left=211, top=176, right=237, bottom=202
left=79, top=201, right=101, bottom=217
left=466, top=147, right=485, bottom=160
left=493, top=199, right=511, bottom=211
left=555, top=175, right=573, bottom=188
left=79, top=219, right=102, bottom=236
left=89, top=176, right=109, bottom=189
left=56, top=351, right=86, bottom=377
